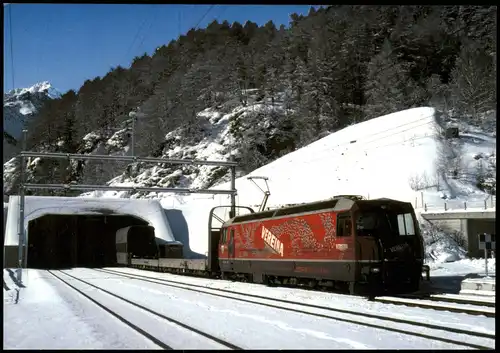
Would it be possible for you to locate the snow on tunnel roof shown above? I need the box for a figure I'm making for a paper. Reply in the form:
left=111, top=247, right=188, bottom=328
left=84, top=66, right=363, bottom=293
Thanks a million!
left=4, top=195, right=177, bottom=246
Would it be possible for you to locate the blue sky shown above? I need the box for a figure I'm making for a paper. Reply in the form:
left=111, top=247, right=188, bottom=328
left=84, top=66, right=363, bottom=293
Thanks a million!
left=3, top=4, right=319, bottom=94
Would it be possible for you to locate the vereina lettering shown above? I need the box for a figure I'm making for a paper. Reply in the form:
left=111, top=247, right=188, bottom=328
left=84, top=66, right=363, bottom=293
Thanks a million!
left=261, top=226, right=284, bottom=257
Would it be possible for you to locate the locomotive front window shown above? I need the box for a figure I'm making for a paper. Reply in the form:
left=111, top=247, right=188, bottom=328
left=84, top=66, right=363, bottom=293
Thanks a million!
left=396, top=213, right=416, bottom=236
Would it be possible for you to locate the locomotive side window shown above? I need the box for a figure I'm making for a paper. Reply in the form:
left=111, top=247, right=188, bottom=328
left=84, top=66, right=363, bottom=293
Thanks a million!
left=337, top=214, right=352, bottom=237
left=228, top=229, right=235, bottom=256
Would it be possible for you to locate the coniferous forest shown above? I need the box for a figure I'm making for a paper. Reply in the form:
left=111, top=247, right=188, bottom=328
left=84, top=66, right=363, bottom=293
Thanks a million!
left=17, top=5, right=497, bottom=194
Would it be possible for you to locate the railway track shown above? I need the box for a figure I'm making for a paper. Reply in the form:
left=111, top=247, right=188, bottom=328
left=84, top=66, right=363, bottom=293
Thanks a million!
left=373, top=295, right=495, bottom=318
left=424, top=293, right=495, bottom=308
left=48, top=270, right=241, bottom=350
left=95, top=268, right=495, bottom=350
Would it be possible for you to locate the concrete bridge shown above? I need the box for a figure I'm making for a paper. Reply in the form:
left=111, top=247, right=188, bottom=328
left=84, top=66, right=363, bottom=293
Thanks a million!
left=419, top=208, right=496, bottom=257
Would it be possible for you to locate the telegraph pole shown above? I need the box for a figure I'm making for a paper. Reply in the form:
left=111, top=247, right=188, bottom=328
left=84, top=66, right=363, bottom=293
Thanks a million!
left=129, top=111, right=136, bottom=157
left=230, top=157, right=236, bottom=218
left=17, top=129, right=27, bottom=282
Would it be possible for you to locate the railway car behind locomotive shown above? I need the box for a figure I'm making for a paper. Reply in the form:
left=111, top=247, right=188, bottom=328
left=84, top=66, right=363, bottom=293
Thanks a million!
left=218, top=197, right=426, bottom=295
left=116, top=225, right=158, bottom=266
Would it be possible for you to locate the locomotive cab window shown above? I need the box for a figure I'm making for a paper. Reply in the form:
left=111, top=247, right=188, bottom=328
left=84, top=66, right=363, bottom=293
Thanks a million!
left=397, top=213, right=416, bottom=236
left=337, top=214, right=352, bottom=237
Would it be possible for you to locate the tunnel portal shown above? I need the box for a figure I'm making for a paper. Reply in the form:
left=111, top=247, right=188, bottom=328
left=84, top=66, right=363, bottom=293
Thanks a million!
left=27, top=214, right=148, bottom=269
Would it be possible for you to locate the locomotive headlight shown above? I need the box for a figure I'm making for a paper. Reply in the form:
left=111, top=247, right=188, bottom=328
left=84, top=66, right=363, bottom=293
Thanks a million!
left=370, top=267, right=380, bottom=273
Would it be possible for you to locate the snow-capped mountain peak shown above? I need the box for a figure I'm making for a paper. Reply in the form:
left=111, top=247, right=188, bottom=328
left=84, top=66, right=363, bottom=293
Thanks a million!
left=5, top=81, right=61, bottom=100
left=3, top=81, right=62, bottom=163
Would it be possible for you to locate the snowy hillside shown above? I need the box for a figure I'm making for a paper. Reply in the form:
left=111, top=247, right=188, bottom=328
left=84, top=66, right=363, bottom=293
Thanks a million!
left=76, top=106, right=495, bottom=259
left=3, top=81, right=61, bottom=163
left=210, top=107, right=496, bottom=210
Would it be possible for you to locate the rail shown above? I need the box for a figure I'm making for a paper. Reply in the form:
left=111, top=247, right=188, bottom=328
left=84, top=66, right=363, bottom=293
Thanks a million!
left=373, top=296, right=495, bottom=318
left=48, top=270, right=173, bottom=349
left=52, top=270, right=241, bottom=349
left=94, top=268, right=494, bottom=350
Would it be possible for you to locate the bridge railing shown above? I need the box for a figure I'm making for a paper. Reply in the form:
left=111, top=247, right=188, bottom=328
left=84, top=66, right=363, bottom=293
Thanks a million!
left=414, top=195, right=496, bottom=212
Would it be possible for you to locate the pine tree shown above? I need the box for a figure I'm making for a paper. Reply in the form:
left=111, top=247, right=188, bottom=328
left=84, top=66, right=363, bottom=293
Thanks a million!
left=364, top=39, right=415, bottom=118
left=427, top=74, right=451, bottom=112
left=448, top=39, right=496, bottom=117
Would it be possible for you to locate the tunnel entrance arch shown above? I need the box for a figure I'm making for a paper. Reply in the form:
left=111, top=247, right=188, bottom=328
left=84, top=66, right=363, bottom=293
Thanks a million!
left=14, top=130, right=238, bottom=279
left=27, top=214, right=148, bottom=269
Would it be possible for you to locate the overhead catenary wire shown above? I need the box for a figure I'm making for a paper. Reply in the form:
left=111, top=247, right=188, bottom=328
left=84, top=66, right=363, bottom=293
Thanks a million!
left=214, top=5, right=228, bottom=22
left=193, top=5, right=215, bottom=30
left=293, top=117, right=438, bottom=167
left=76, top=5, right=221, bottom=199
left=143, top=4, right=218, bottom=117
left=135, top=10, right=159, bottom=56
left=123, top=8, right=152, bottom=64
left=306, top=112, right=438, bottom=157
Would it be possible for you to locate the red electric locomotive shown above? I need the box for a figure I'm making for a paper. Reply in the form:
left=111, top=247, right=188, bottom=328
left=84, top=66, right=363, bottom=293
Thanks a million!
left=217, top=196, right=425, bottom=295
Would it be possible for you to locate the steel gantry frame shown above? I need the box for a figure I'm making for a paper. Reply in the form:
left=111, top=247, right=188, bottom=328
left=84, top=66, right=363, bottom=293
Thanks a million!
left=15, top=129, right=238, bottom=274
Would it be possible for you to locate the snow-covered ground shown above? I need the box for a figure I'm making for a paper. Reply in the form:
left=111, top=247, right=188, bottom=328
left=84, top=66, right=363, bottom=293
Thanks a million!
left=429, top=258, right=496, bottom=277
left=425, top=258, right=496, bottom=294
left=4, top=268, right=495, bottom=349
left=105, top=265, right=495, bottom=309
left=3, top=269, right=160, bottom=349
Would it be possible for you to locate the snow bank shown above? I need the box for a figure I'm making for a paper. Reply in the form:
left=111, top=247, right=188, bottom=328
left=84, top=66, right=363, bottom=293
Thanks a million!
left=162, top=199, right=217, bottom=258
left=425, top=237, right=468, bottom=264
left=419, top=221, right=468, bottom=264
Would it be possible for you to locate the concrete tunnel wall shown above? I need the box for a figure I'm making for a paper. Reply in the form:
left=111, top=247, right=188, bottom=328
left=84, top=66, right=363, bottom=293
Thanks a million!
left=4, top=195, right=180, bottom=268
